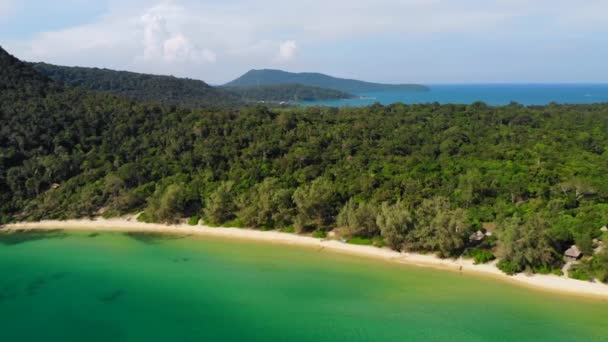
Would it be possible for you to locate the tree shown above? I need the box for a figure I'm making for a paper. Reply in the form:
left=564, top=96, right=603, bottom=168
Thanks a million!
left=144, top=184, right=187, bottom=224
left=292, top=177, right=337, bottom=232
left=410, top=197, right=469, bottom=257
left=337, top=199, right=379, bottom=238
left=376, top=201, right=414, bottom=250
left=496, top=214, right=558, bottom=274
left=237, top=178, right=294, bottom=229
left=204, top=181, right=236, bottom=225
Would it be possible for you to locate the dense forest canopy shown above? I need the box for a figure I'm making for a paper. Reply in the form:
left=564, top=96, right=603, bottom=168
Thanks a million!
left=31, top=62, right=242, bottom=108
left=225, top=69, right=430, bottom=93
left=223, top=84, right=353, bottom=102
left=31, top=63, right=351, bottom=104
left=1, top=46, right=608, bottom=280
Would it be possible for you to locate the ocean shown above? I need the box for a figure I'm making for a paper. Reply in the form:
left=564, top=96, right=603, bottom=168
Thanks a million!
left=302, top=84, right=608, bottom=107
left=1, top=230, right=608, bottom=341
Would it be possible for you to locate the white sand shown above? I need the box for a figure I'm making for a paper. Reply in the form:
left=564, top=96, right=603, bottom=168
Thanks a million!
left=4, top=217, right=608, bottom=299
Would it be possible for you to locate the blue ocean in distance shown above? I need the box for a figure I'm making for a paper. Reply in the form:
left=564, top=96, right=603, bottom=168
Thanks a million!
left=302, top=84, right=608, bottom=107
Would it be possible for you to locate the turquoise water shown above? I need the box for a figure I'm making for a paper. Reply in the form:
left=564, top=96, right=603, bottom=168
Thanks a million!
left=1, top=229, right=608, bottom=341
left=302, top=84, right=608, bottom=106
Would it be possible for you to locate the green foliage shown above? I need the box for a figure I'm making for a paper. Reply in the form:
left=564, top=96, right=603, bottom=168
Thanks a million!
left=466, top=248, right=496, bottom=264
left=312, top=230, right=327, bottom=238
left=237, top=178, right=294, bottom=229
left=31, top=62, right=241, bottom=108
left=224, top=84, right=353, bottom=102
left=225, top=69, right=429, bottom=93
left=497, top=215, right=560, bottom=274
left=292, top=177, right=337, bottom=232
left=347, top=237, right=374, bottom=246
left=144, top=184, right=189, bottom=224
left=204, top=182, right=236, bottom=225
left=188, top=215, right=201, bottom=226
left=410, top=197, right=470, bottom=258
left=569, top=264, right=593, bottom=281
left=337, top=199, right=379, bottom=238
left=376, top=201, right=414, bottom=251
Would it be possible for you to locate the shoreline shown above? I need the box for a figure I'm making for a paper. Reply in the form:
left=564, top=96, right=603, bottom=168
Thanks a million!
left=3, top=217, right=608, bottom=300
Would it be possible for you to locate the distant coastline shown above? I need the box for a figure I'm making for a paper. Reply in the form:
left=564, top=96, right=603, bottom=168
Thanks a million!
left=4, top=217, right=608, bottom=299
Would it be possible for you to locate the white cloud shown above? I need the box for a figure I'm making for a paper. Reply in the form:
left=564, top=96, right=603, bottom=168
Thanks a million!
left=4, top=0, right=608, bottom=83
left=278, top=40, right=297, bottom=61
left=139, top=9, right=216, bottom=64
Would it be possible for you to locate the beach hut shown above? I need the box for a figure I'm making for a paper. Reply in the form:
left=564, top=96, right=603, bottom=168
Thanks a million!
left=564, top=245, right=582, bottom=261
left=469, top=230, right=485, bottom=242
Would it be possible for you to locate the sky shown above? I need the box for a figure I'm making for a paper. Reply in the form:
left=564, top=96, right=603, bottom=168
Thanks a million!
left=0, top=0, right=607, bottom=84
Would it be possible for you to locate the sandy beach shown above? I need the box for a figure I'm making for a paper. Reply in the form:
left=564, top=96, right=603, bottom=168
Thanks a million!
left=3, top=217, right=608, bottom=299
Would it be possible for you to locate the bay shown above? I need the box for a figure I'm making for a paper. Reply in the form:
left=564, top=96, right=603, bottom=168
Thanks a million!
left=1, top=230, right=607, bottom=341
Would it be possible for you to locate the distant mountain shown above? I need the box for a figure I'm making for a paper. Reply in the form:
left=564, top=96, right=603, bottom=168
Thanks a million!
left=31, top=63, right=241, bottom=108
left=224, top=84, right=353, bottom=102
left=224, top=69, right=429, bottom=93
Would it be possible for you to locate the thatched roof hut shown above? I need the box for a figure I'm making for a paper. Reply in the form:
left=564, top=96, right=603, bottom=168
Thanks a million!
left=469, top=230, right=485, bottom=242
left=564, top=245, right=582, bottom=260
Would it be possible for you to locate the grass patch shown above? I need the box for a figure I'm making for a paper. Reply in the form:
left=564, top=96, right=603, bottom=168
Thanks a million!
left=347, top=237, right=374, bottom=246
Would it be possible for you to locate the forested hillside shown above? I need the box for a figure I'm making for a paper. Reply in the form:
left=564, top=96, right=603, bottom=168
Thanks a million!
left=2, top=46, right=608, bottom=281
left=225, top=69, right=430, bottom=93
left=31, top=62, right=241, bottom=108
left=224, top=84, right=353, bottom=102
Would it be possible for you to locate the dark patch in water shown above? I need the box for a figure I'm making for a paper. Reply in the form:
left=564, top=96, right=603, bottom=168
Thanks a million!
left=22, top=272, right=70, bottom=297
left=172, top=257, right=191, bottom=263
left=99, top=289, right=125, bottom=303
left=25, top=277, right=48, bottom=296
left=0, top=229, right=67, bottom=246
left=87, top=232, right=101, bottom=238
left=124, top=231, right=189, bottom=244
left=0, top=291, right=18, bottom=303
left=50, top=272, right=70, bottom=280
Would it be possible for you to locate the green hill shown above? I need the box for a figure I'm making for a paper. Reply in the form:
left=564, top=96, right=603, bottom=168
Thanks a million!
left=31, top=62, right=241, bottom=108
left=225, top=69, right=429, bottom=93
left=224, top=84, right=353, bottom=102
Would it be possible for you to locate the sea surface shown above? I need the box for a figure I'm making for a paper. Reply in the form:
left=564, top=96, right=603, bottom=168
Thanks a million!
left=302, top=84, right=608, bottom=107
left=1, top=229, right=608, bottom=341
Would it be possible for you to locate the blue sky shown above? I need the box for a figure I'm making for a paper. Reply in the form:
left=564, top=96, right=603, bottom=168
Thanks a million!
left=1, top=0, right=607, bottom=84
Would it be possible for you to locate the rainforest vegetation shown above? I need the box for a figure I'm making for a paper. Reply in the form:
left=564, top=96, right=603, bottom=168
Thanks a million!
left=223, top=84, right=353, bottom=102
left=2, top=46, right=608, bottom=280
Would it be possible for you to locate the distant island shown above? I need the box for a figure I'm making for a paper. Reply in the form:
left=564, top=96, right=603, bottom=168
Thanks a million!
left=224, top=69, right=429, bottom=93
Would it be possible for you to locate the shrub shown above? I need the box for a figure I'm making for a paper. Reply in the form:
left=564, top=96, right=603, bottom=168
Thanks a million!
left=497, top=259, right=520, bottom=275
left=569, top=264, right=593, bottom=281
left=466, top=248, right=496, bottom=264
left=188, top=215, right=200, bottom=226
left=313, top=230, right=327, bottom=238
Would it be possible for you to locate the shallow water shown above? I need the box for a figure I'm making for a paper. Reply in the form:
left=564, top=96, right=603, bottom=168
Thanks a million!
left=1, top=230, right=607, bottom=341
